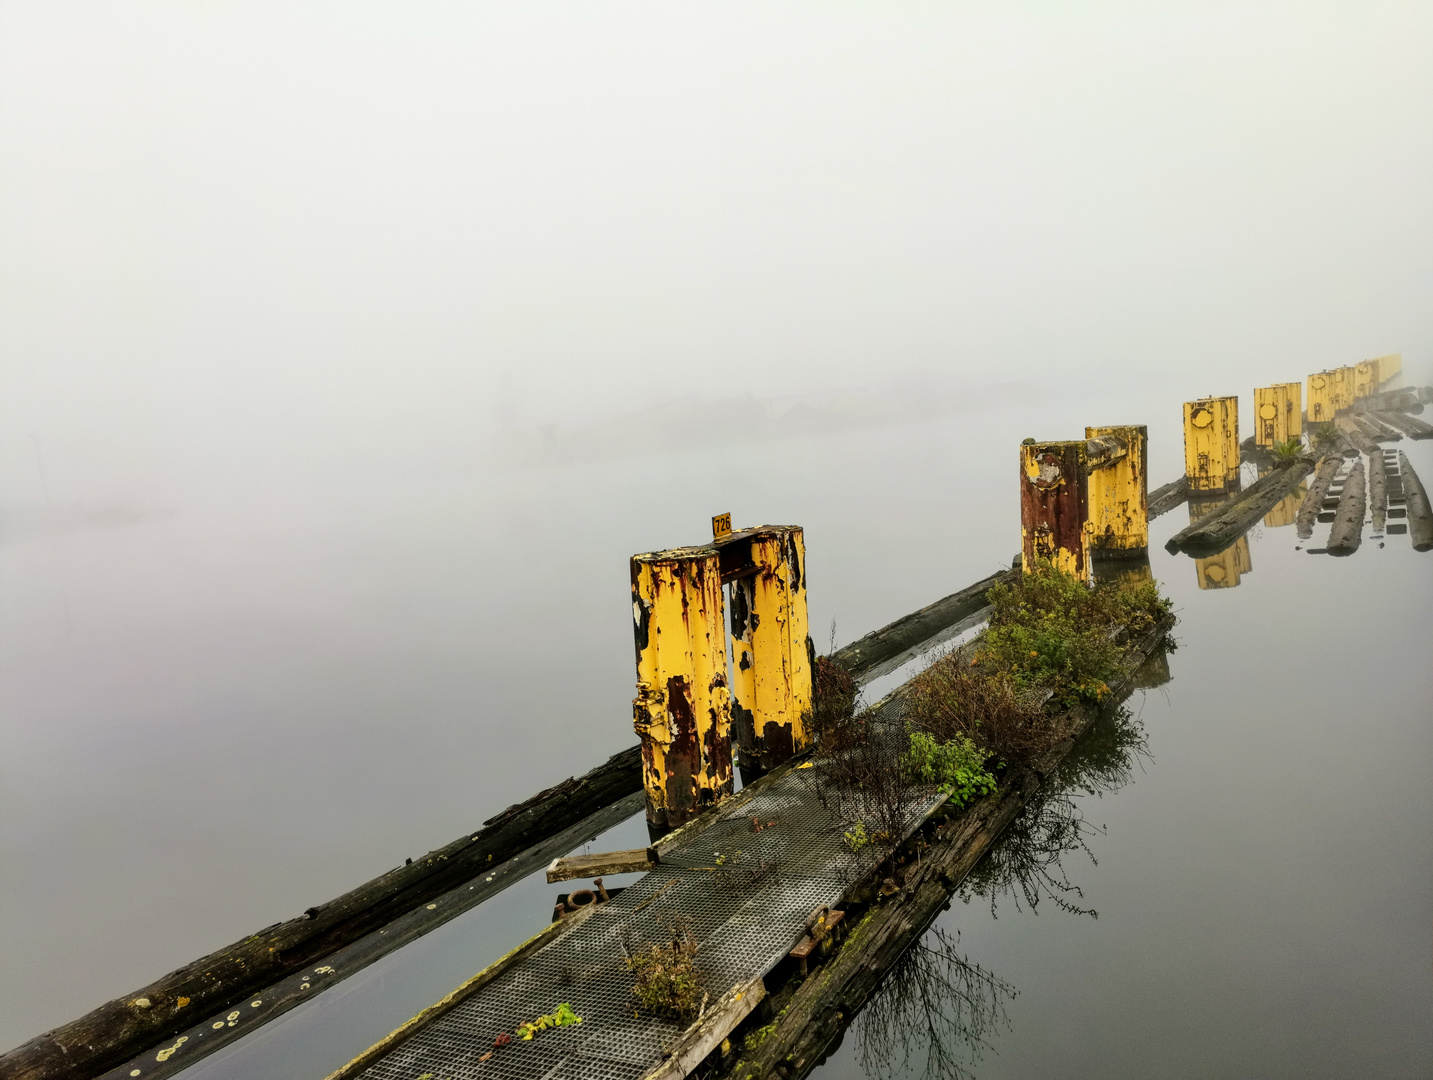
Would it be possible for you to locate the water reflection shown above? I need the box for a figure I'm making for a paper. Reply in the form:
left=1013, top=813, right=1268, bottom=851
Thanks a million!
left=854, top=927, right=1015, bottom=1080
left=1262, top=482, right=1306, bottom=529
left=849, top=682, right=1165, bottom=1079
left=1187, top=496, right=1252, bottom=589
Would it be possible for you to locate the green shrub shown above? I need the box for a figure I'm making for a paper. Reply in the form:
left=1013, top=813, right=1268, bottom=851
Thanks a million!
left=626, top=927, right=704, bottom=1021
left=901, top=731, right=997, bottom=808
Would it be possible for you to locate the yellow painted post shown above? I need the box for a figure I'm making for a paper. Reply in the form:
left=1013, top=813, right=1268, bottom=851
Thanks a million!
left=1353, top=362, right=1377, bottom=400
left=718, top=526, right=812, bottom=775
left=1307, top=371, right=1336, bottom=423
left=630, top=546, right=733, bottom=830
left=1253, top=383, right=1302, bottom=447
left=1020, top=441, right=1092, bottom=581
left=1183, top=396, right=1240, bottom=494
left=1085, top=425, right=1148, bottom=558
left=1371, top=353, right=1402, bottom=385
left=1331, top=366, right=1355, bottom=412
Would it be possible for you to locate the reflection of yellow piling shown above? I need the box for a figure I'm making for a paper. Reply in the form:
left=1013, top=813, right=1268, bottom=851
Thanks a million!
left=1186, top=498, right=1250, bottom=588
left=1092, top=554, right=1152, bottom=587
left=1371, top=353, right=1402, bottom=385
left=720, top=526, right=812, bottom=774
left=1253, top=383, right=1301, bottom=447
left=1183, top=397, right=1240, bottom=494
left=1085, top=425, right=1148, bottom=558
left=630, top=546, right=733, bottom=829
left=1195, top=536, right=1251, bottom=589
left=1262, top=480, right=1306, bottom=528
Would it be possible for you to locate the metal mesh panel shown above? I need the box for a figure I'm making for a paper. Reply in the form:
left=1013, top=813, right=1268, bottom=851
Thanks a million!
left=354, top=709, right=944, bottom=1080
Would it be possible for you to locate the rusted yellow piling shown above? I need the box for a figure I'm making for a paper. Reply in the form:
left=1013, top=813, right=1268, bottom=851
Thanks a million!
left=630, top=546, right=733, bottom=830
left=1020, top=429, right=1145, bottom=581
left=1085, top=425, right=1149, bottom=559
left=1353, top=362, right=1378, bottom=400
left=717, top=526, right=812, bottom=775
left=1183, top=396, right=1240, bottom=494
left=1253, top=383, right=1302, bottom=447
left=1308, top=367, right=1356, bottom=421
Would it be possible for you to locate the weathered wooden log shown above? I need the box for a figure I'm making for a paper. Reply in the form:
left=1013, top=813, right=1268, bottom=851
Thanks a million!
left=1376, top=411, right=1433, bottom=439
left=716, top=615, right=1175, bottom=1080
left=827, top=565, right=1018, bottom=684
left=1398, top=451, right=1433, bottom=552
left=1335, top=417, right=1380, bottom=456
left=1354, top=387, right=1424, bottom=414
left=1, top=745, right=644, bottom=1080
left=545, top=847, right=656, bottom=883
left=1147, top=476, right=1189, bottom=520
left=1369, top=452, right=1388, bottom=533
left=1355, top=413, right=1402, bottom=441
left=1164, top=460, right=1311, bottom=554
left=1296, top=454, right=1345, bottom=539
left=1326, top=459, right=1366, bottom=556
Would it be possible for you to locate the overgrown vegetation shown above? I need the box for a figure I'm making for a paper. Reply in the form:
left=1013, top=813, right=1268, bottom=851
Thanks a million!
left=624, top=919, right=705, bottom=1022
left=515, top=1002, right=583, bottom=1040
left=901, top=732, right=997, bottom=808
left=1270, top=436, right=1305, bottom=464
left=806, top=561, right=1171, bottom=856
left=1312, top=422, right=1341, bottom=449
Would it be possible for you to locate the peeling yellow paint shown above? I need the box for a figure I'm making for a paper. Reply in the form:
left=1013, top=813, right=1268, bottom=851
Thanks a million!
left=155, top=1037, right=188, bottom=1063
left=1183, top=397, right=1239, bottom=493
left=631, top=547, right=732, bottom=828
left=1370, top=353, right=1401, bottom=384
left=726, top=527, right=812, bottom=771
left=1253, top=383, right=1301, bottom=447
left=1085, top=425, right=1148, bottom=556
left=1308, top=368, right=1354, bottom=422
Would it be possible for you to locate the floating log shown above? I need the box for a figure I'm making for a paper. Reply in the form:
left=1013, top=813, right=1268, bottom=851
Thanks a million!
left=0, top=746, right=644, bottom=1080
left=1148, top=476, right=1189, bottom=519
left=1376, top=411, right=1433, bottom=439
left=1369, top=452, right=1387, bottom=533
left=1326, top=459, right=1366, bottom=556
left=545, top=847, right=656, bottom=883
left=1296, top=455, right=1345, bottom=539
left=716, top=616, right=1175, bottom=1080
left=1164, top=460, right=1312, bottom=554
left=1334, top=417, right=1380, bottom=456
left=1356, top=413, right=1402, bottom=441
left=1354, top=387, right=1424, bottom=414
left=1398, top=451, right=1433, bottom=551
left=827, top=565, right=1018, bottom=684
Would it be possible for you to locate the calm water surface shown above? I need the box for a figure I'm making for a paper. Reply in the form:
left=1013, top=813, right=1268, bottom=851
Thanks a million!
left=2, top=385, right=1429, bottom=1079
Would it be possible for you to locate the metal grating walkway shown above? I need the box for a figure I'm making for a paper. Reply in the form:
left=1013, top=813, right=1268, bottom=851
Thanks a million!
left=352, top=699, right=940, bottom=1080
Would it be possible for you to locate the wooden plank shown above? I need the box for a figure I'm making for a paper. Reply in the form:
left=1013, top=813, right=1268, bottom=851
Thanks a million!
left=1398, top=451, right=1433, bottom=551
left=546, top=847, right=656, bottom=883
left=638, top=977, right=766, bottom=1080
left=1327, top=459, right=1367, bottom=556
left=1147, top=476, right=1189, bottom=520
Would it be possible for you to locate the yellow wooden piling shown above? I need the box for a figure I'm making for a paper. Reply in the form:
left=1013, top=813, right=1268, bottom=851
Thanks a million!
left=721, top=526, right=812, bottom=774
left=1253, top=383, right=1302, bottom=447
left=1183, top=396, right=1240, bottom=494
left=630, top=546, right=733, bottom=829
left=1371, top=353, right=1402, bottom=385
left=1085, top=425, right=1148, bottom=558
left=1353, top=362, right=1377, bottom=400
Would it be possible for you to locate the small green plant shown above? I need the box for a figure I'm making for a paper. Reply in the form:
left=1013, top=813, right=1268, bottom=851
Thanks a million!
left=515, top=1002, right=583, bottom=1040
left=843, top=821, right=870, bottom=852
left=1312, top=422, right=1340, bottom=449
left=626, top=924, right=704, bottom=1021
left=1270, top=436, right=1304, bottom=464
left=901, top=731, right=997, bottom=808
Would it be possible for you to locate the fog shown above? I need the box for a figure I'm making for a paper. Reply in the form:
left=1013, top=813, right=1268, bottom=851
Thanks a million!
left=2, top=0, right=1431, bottom=1064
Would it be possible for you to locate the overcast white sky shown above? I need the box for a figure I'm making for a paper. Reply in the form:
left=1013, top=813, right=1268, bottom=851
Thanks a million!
left=2, top=0, right=1431, bottom=510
